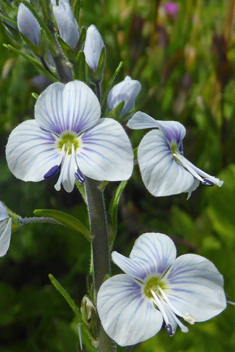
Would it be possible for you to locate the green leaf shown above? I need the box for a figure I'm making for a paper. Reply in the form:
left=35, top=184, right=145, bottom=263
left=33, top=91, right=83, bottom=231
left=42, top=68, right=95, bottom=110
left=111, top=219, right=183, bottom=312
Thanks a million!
left=49, top=274, right=82, bottom=318
left=49, top=274, right=97, bottom=345
left=108, top=180, right=128, bottom=247
left=34, top=209, right=93, bottom=241
left=0, top=13, right=17, bottom=26
left=101, top=61, right=123, bottom=108
left=108, top=100, right=125, bottom=120
left=74, top=50, right=86, bottom=81
left=73, top=0, right=81, bottom=24
left=3, top=44, right=58, bottom=81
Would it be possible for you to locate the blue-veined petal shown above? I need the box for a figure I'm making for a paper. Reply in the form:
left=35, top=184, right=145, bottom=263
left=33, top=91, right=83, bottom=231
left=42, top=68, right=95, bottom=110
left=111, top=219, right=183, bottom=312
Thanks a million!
left=76, top=118, right=133, bottom=181
left=0, top=219, right=12, bottom=257
left=35, top=81, right=101, bottom=135
left=17, top=3, right=41, bottom=46
left=6, top=120, right=62, bottom=182
left=0, top=202, right=9, bottom=221
left=130, top=233, right=176, bottom=275
left=165, top=254, right=227, bottom=322
left=97, top=274, right=163, bottom=346
left=53, top=0, right=80, bottom=48
left=138, top=130, right=194, bottom=196
left=127, top=111, right=159, bottom=129
left=153, top=120, right=186, bottom=145
left=112, top=252, right=149, bottom=281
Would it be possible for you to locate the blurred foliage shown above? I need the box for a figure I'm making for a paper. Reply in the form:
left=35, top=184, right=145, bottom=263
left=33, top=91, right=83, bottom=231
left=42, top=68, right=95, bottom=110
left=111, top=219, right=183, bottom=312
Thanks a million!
left=0, top=0, right=235, bottom=351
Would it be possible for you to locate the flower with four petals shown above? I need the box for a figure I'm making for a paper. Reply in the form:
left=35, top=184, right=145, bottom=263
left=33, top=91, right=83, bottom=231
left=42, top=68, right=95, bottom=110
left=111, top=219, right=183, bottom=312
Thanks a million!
left=6, top=81, right=134, bottom=193
left=97, top=232, right=227, bottom=346
left=127, top=112, right=223, bottom=197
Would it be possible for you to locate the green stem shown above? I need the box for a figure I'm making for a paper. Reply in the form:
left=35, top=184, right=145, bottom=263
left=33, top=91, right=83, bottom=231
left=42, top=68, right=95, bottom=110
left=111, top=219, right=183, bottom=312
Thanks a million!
left=85, top=177, right=116, bottom=352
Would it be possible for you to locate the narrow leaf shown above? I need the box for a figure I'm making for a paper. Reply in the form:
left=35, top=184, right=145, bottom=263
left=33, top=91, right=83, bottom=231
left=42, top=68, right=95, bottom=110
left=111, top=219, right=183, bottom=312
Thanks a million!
left=3, top=44, right=58, bottom=81
left=101, top=61, right=123, bottom=108
left=108, top=180, right=128, bottom=246
left=34, top=209, right=93, bottom=241
left=74, top=50, right=86, bottom=81
left=49, top=274, right=98, bottom=344
left=73, top=0, right=81, bottom=24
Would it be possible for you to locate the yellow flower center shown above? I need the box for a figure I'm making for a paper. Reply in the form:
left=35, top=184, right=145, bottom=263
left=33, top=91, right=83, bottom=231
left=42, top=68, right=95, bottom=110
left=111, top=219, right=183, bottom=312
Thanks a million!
left=57, top=133, right=79, bottom=154
left=144, top=276, right=167, bottom=299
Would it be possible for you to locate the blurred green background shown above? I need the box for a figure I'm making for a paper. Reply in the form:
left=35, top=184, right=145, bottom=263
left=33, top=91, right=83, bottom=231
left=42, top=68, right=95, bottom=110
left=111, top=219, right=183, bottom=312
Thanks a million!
left=0, top=0, right=235, bottom=351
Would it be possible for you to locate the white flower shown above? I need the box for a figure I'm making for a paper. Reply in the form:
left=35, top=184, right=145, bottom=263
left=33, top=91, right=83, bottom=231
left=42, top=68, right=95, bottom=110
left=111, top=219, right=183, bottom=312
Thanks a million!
left=17, top=2, right=41, bottom=46
left=0, top=202, right=12, bottom=257
left=6, top=81, right=134, bottom=193
left=84, top=25, right=105, bottom=71
left=97, top=232, right=227, bottom=347
left=107, top=76, right=141, bottom=119
left=52, top=0, right=80, bottom=49
left=127, top=112, right=223, bottom=197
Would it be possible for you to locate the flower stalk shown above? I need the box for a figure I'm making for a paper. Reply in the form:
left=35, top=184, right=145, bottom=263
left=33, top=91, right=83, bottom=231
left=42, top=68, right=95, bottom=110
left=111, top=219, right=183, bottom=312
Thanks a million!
left=85, top=177, right=115, bottom=352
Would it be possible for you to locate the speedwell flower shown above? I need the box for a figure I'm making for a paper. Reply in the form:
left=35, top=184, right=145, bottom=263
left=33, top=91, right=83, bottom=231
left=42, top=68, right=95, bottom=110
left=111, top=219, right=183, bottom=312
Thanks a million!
left=107, top=76, right=141, bottom=119
left=97, top=232, right=227, bottom=346
left=0, top=202, right=12, bottom=257
left=127, top=112, right=223, bottom=197
left=6, top=81, right=134, bottom=192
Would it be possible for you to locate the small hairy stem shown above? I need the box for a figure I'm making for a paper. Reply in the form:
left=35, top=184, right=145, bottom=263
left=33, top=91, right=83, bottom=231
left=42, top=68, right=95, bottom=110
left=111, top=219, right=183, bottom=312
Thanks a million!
left=21, top=217, right=60, bottom=225
left=85, top=177, right=116, bottom=352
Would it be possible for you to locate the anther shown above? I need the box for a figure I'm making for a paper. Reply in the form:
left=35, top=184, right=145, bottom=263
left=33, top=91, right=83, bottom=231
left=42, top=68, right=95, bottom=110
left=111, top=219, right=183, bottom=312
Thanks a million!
left=44, top=165, right=60, bottom=180
left=202, top=178, right=214, bottom=186
left=75, top=169, right=85, bottom=183
left=165, top=323, right=174, bottom=336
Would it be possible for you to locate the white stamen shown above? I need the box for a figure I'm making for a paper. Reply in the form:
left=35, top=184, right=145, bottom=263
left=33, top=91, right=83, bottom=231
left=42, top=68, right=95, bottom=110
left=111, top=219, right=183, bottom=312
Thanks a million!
left=163, top=300, right=189, bottom=333
left=150, top=289, right=172, bottom=330
left=174, top=153, right=223, bottom=187
left=54, top=146, right=67, bottom=191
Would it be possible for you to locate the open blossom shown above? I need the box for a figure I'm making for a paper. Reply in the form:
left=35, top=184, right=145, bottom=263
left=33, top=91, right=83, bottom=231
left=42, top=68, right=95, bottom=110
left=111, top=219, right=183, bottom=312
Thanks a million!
left=0, top=202, right=12, bottom=257
left=127, top=112, right=223, bottom=197
left=6, top=81, right=134, bottom=193
left=84, top=25, right=105, bottom=71
left=97, top=232, right=227, bottom=346
left=107, top=76, right=141, bottom=119
left=51, top=0, right=80, bottom=48
left=17, top=2, right=41, bottom=46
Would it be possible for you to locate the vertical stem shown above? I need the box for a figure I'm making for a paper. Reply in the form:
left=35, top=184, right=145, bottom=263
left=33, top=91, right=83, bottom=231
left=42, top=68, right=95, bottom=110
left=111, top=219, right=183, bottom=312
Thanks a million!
left=85, top=177, right=116, bottom=352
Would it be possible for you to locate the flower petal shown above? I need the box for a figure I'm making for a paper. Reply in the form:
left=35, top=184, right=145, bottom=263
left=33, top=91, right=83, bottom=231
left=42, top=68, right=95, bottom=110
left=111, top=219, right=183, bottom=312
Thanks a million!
left=153, top=120, right=186, bottom=145
left=84, top=25, right=105, bottom=71
left=17, top=3, right=41, bottom=46
left=53, top=0, right=79, bottom=48
left=77, top=118, right=133, bottom=181
left=166, top=254, right=227, bottom=322
left=97, top=274, right=163, bottom=346
left=0, top=219, right=12, bottom=257
left=35, top=81, right=101, bottom=135
left=6, top=120, right=62, bottom=182
left=107, top=76, right=141, bottom=118
left=127, top=111, right=159, bottom=129
left=138, top=130, right=194, bottom=196
left=112, top=233, right=176, bottom=280
left=0, top=202, right=9, bottom=221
